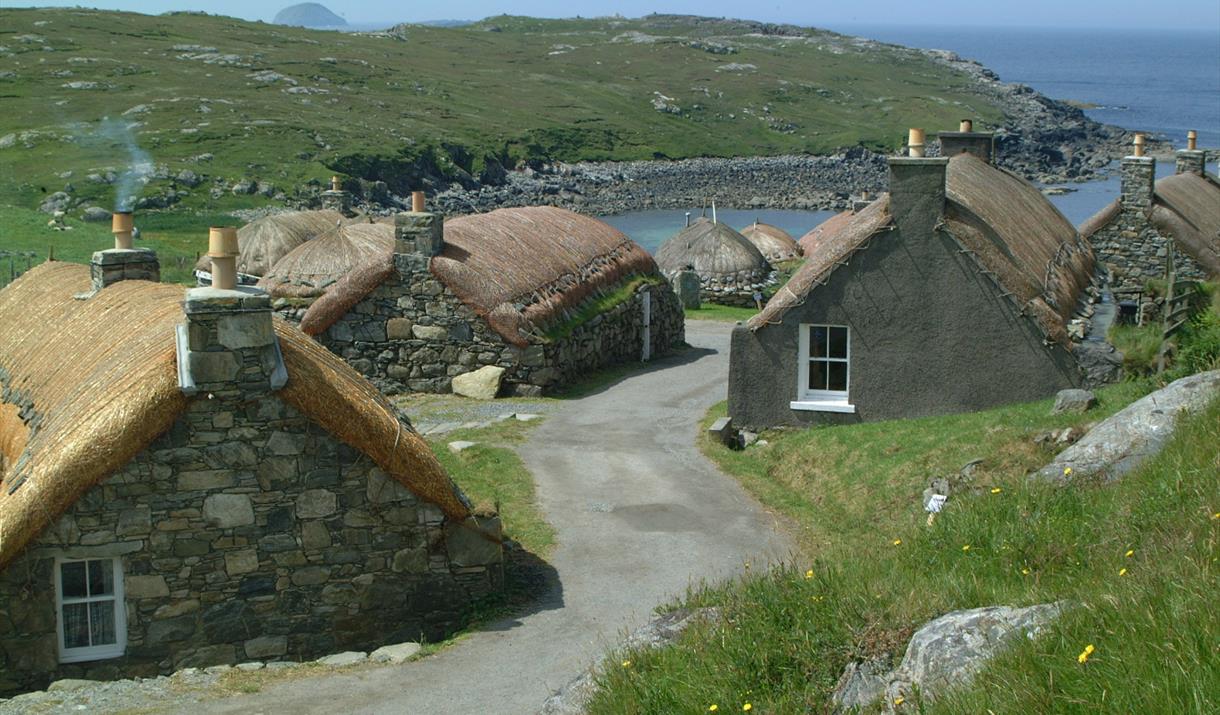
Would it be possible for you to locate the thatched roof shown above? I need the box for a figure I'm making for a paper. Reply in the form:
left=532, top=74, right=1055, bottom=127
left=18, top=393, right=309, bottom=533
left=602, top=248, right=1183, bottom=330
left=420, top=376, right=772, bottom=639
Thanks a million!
left=798, top=210, right=856, bottom=256
left=942, top=153, right=1093, bottom=343
left=655, top=218, right=771, bottom=278
left=259, top=222, right=395, bottom=299
left=299, top=207, right=660, bottom=346
left=750, top=197, right=893, bottom=329
left=1151, top=172, right=1220, bottom=276
left=433, top=207, right=660, bottom=346
left=0, top=263, right=470, bottom=570
left=751, top=154, right=1093, bottom=344
left=740, top=221, right=802, bottom=262
left=195, top=210, right=347, bottom=277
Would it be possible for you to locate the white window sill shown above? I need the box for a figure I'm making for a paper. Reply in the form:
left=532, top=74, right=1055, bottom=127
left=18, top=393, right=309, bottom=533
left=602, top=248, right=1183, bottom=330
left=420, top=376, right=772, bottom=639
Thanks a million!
left=59, top=647, right=124, bottom=664
left=790, top=400, right=856, bottom=414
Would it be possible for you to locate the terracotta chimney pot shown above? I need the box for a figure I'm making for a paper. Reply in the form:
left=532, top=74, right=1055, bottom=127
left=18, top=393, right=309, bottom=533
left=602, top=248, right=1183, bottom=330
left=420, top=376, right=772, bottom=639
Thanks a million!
left=908, top=128, right=926, bottom=158
left=112, top=211, right=134, bottom=250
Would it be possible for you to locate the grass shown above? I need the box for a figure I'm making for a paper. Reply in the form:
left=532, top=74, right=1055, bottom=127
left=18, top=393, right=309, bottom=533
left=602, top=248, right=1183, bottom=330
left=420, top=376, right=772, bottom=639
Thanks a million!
left=0, top=8, right=1006, bottom=222
left=1108, top=282, right=1220, bottom=379
left=427, top=417, right=556, bottom=556
left=585, top=379, right=1220, bottom=713
left=544, top=276, right=667, bottom=341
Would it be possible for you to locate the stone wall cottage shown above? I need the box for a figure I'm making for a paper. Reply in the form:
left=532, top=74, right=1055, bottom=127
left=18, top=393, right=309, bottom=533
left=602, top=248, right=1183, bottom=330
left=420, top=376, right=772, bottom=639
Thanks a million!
left=1080, top=134, right=1218, bottom=293
left=655, top=217, right=775, bottom=307
left=739, top=220, right=803, bottom=262
left=266, top=206, right=685, bottom=397
left=727, top=133, right=1097, bottom=430
left=0, top=262, right=502, bottom=695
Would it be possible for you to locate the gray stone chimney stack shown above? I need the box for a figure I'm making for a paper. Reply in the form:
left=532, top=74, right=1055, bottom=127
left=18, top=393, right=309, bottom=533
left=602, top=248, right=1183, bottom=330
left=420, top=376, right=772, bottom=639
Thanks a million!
left=938, top=120, right=995, bottom=164
left=320, top=175, right=353, bottom=216
left=90, top=211, right=159, bottom=291
left=177, top=229, right=286, bottom=400
left=888, top=129, right=948, bottom=237
left=1120, top=135, right=1156, bottom=211
left=1175, top=130, right=1206, bottom=175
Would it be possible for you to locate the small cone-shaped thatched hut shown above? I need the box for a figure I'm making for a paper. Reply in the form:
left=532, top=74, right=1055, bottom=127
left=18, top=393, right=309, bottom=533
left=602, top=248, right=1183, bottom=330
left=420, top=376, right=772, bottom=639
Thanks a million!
left=194, top=210, right=346, bottom=280
left=741, top=220, right=802, bottom=262
left=258, top=222, right=394, bottom=299
left=655, top=218, right=773, bottom=306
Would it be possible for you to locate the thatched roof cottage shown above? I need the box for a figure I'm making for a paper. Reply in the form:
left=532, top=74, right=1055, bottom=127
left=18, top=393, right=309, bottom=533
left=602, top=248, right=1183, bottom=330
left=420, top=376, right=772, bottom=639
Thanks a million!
left=0, top=251, right=501, bottom=694
left=740, top=221, right=803, bottom=263
left=194, top=210, right=347, bottom=284
left=266, top=205, right=685, bottom=397
left=655, top=217, right=774, bottom=306
left=728, top=129, right=1097, bottom=429
left=1080, top=133, right=1218, bottom=292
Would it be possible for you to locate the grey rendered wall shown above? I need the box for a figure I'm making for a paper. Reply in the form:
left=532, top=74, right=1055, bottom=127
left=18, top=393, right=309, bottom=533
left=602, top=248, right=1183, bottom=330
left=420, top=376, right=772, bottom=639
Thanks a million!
left=728, top=210, right=1082, bottom=431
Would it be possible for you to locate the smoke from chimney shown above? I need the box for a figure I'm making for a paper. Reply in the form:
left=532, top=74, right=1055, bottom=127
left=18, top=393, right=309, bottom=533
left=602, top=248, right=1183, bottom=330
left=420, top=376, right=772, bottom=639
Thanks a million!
left=98, top=118, right=154, bottom=212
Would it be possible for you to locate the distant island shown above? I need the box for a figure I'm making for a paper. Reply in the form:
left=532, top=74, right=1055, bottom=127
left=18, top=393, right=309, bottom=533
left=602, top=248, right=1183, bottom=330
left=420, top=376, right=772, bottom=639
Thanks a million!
left=273, top=3, right=346, bottom=28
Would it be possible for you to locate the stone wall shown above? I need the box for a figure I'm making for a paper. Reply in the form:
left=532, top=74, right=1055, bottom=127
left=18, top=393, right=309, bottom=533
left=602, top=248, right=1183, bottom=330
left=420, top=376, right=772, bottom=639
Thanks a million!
left=0, top=395, right=501, bottom=695
left=686, top=269, right=778, bottom=308
left=275, top=255, right=685, bottom=396
left=1090, top=157, right=1208, bottom=293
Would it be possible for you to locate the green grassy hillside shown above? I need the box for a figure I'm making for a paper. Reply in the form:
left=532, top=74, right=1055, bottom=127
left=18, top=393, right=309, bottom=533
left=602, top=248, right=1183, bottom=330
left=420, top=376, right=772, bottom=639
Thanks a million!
left=0, top=9, right=1003, bottom=216
left=589, top=383, right=1220, bottom=713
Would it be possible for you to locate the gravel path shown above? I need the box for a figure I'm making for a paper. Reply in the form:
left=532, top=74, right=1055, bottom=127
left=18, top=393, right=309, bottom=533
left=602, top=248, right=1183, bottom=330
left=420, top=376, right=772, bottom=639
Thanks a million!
left=200, top=320, right=790, bottom=715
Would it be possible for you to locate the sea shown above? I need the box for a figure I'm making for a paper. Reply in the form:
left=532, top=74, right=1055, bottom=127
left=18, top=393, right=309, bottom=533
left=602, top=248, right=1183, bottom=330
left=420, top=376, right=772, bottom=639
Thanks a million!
left=603, top=25, right=1219, bottom=250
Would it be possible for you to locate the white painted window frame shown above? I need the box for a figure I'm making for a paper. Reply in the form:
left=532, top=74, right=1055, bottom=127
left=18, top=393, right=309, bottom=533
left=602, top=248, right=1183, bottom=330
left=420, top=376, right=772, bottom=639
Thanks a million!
left=54, top=557, right=126, bottom=663
left=791, top=323, right=856, bottom=413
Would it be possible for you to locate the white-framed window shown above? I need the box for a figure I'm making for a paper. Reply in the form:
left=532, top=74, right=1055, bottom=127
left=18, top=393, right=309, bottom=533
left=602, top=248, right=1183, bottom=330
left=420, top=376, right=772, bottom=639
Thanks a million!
left=792, top=324, right=855, bottom=413
left=54, top=557, right=126, bottom=663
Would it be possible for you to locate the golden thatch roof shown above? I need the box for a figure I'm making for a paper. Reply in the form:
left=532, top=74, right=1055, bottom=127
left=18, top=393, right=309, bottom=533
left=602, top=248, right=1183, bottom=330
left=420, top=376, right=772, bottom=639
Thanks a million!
left=797, top=209, right=856, bottom=256
left=1151, top=172, right=1220, bottom=276
left=751, top=154, right=1094, bottom=344
left=195, top=210, right=347, bottom=277
left=297, top=207, right=660, bottom=346
left=740, top=221, right=803, bottom=262
left=434, top=207, right=659, bottom=346
left=655, top=218, right=770, bottom=278
left=0, top=263, right=469, bottom=570
left=259, top=222, right=395, bottom=299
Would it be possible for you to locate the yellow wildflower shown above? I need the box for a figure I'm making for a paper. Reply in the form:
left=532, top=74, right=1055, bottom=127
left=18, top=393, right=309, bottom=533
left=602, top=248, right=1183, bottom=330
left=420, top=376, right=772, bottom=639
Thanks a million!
left=1213, top=512, right=1219, bottom=520
left=805, top=569, right=814, bottom=580
left=1077, top=644, right=1095, bottom=663
left=894, top=696, right=905, bottom=705
left=621, top=660, right=631, bottom=668
left=990, top=487, right=1002, bottom=494
left=893, top=538, right=902, bottom=546
left=962, top=544, right=971, bottom=552
left=1064, top=466, right=1072, bottom=475
left=1119, top=568, right=1128, bottom=576
left=1021, top=567, right=1031, bottom=575
left=1125, top=549, right=1134, bottom=558
left=708, top=706, right=718, bottom=712
left=742, top=704, right=752, bottom=712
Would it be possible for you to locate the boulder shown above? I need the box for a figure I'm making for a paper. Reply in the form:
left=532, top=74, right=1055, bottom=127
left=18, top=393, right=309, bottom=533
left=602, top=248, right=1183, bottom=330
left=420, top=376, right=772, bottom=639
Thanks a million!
left=1052, top=389, right=1096, bottom=414
left=81, top=206, right=111, bottom=222
left=316, top=651, right=367, bottom=667
left=883, top=602, right=1064, bottom=711
left=830, top=657, right=890, bottom=713
left=1034, top=370, right=1220, bottom=484
left=452, top=365, right=505, bottom=400
left=369, top=642, right=422, bottom=664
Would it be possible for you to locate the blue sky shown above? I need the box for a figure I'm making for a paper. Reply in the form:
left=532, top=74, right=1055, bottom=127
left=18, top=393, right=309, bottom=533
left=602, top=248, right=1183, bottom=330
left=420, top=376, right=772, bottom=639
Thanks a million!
left=13, top=0, right=1220, bottom=31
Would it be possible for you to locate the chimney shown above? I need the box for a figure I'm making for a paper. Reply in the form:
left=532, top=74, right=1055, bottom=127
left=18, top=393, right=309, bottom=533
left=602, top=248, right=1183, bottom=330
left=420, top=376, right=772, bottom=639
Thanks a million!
left=1175, top=130, right=1205, bottom=176
left=393, top=204, right=445, bottom=280
left=320, top=175, right=353, bottom=216
left=888, top=128, right=948, bottom=237
left=88, top=210, right=160, bottom=292
left=938, top=118, right=995, bottom=164
left=178, top=229, right=286, bottom=400
left=1120, top=134, right=1155, bottom=211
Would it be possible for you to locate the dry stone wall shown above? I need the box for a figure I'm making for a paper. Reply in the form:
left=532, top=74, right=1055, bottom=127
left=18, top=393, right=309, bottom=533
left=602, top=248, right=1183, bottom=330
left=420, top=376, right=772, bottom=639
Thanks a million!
left=1090, top=158, right=1208, bottom=293
left=275, top=254, right=685, bottom=396
left=0, top=395, right=501, bottom=695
